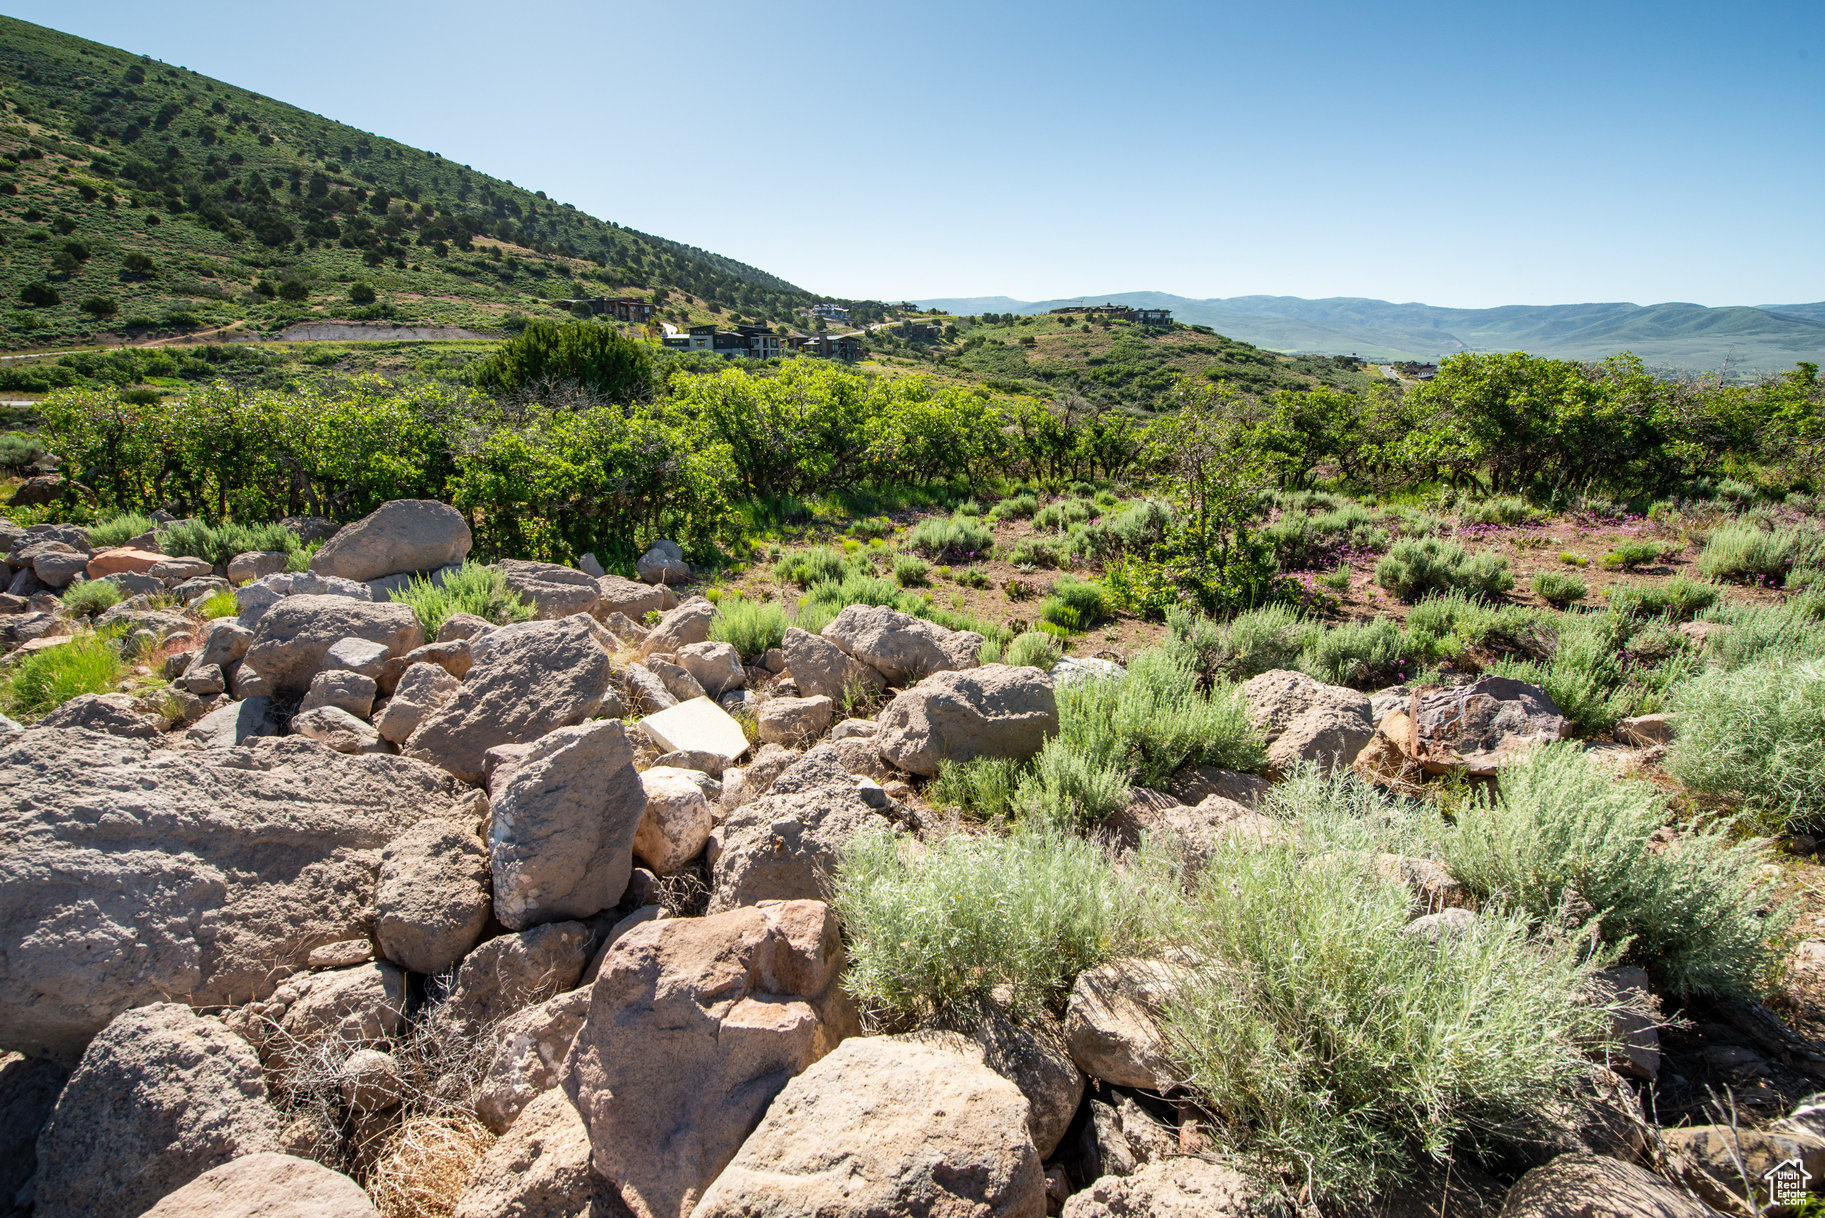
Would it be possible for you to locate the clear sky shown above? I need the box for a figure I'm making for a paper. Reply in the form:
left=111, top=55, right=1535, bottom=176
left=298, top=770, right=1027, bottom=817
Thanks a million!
left=7, top=1, right=1822, bottom=308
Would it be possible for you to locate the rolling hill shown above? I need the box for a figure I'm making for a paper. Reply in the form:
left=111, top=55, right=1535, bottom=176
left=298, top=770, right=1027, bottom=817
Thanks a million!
left=0, top=15, right=819, bottom=350
left=918, top=292, right=1825, bottom=374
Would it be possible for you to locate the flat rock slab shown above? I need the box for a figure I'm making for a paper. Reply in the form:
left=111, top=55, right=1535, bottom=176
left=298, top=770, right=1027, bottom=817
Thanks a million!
left=638, top=695, right=749, bottom=762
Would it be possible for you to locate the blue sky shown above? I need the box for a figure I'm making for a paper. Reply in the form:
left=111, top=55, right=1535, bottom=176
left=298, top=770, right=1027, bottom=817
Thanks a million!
left=8, top=1, right=1822, bottom=308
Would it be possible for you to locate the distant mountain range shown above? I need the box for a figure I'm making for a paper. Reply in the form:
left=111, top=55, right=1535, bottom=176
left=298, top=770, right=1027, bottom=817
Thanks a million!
left=913, top=292, right=1825, bottom=374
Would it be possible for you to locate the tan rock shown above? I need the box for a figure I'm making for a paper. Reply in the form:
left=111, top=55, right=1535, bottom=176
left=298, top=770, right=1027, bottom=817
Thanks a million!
left=137, top=1152, right=377, bottom=1218
left=1063, top=959, right=1188, bottom=1090
left=454, top=1089, right=611, bottom=1218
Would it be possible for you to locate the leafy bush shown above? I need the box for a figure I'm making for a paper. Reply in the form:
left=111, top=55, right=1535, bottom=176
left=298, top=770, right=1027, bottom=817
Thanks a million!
left=905, top=514, right=994, bottom=559
left=1601, top=538, right=1666, bottom=570
left=984, top=493, right=1039, bottom=522
left=60, top=579, right=123, bottom=617
left=0, top=430, right=47, bottom=472
left=774, top=546, right=855, bottom=587
left=1171, top=604, right=1309, bottom=682
left=833, top=827, right=1144, bottom=1027
left=1696, top=523, right=1802, bottom=584
left=1038, top=576, right=1107, bottom=632
left=1402, top=594, right=1554, bottom=666
left=891, top=555, right=931, bottom=587
left=1532, top=570, right=1586, bottom=608
left=1605, top=576, right=1717, bottom=622
left=1668, top=658, right=1825, bottom=835
left=470, top=317, right=654, bottom=403
left=86, top=511, right=155, bottom=549
left=4, top=635, right=125, bottom=717
left=1053, top=644, right=1264, bottom=788
left=158, top=519, right=301, bottom=567
left=708, top=596, right=788, bottom=658
left=389, top=562, right=535, bottom=642
left=1033, top=498, right=1098, bottom=533
left=1441, top=744, right=1792, bottom=998
left=1299, top=617, right=1414, bottom=689
left=1710, top=602, right=1825, bottom=670
left=1158, top=839, right=1609, bottom=1202
left=1374, top=538, right=1513, bottom=601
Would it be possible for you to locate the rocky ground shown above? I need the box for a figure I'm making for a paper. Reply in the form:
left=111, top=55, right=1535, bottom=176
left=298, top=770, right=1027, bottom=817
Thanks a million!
left=0, top=496, right=1821, bottom=1218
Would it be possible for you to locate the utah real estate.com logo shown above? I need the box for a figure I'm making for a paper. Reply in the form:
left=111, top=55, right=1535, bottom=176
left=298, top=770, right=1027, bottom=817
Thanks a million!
left=1764, top=1157, right=1811, bottom=1205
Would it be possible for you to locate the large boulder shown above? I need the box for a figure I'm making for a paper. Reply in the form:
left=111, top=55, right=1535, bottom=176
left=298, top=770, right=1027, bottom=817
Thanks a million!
left=781, top=625, right=884, bottom=701
left=821, top=603, right=982, bottom=686
left=707, top=750, right=890, bottom=913
left=32, top=1003, right=282, bottom=1218
left=85, top=547, right=164, bottom=580
left=675, top=640, right=745, bottom=697
left=1062, top=959, right=1188, bottom=1090
left=0, top=730, right=464, bottom=1060
left=497, top=558, right=604, bottom=620
left=404, top=615, right=621, bottom=784
left=437, top=921, right=592, bottom=1034
left=308, top=499, right=472, bottom=583
left=875, top=664, right=1058, bottom=777
left=1241, top=668, right=1374, bottom=773
left=453, top=1090, right=613, bottom=1218
left=561, top=900, right=857, bottom=1218
left=38, top=691, right=159, bottom=738
left=234, top=571, right=371, bottom=628
left=757, top=693, right=835, bottom=746
left=1401, top=676, right=1570, bottom=776
left=596, top=573, right=674, bottom=621
left=1062, top=1158, right=1262, bottom=1218
left=242, top=595, right=421, bottom=693
left=475, top=988, right=592, bottom=1133
left=634, top=765, right=716, bottom=875
left=0, top=1052, right=69, bottom=1218
left=692, top=1034, right=1044, bottom=1218
left=641, top=597, right=715, bottom=657
left=635, top=539, right=689, bottom=586
left=914, top=1012, right=1083, bottom=1159
left=136, top=1152, right=378, bottom=1218
left=375, top=820, right=493, bottom=976
left=489, top=721, right=647, bottom=930
left=1499, top=1152, right=1713, bottom=1217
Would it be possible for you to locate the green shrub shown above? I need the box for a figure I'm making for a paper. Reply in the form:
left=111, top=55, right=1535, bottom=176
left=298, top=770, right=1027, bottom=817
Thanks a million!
left=1668, top=658, right=1825, bottom=835
left=1006, top=538, right=1060, bottom=569
left=1696, top=523, right=1801, bottom=584
left=1015, top=738, right=1132, bottom=830
left=1441, top=744, right=1792, bottom=998
left=1605, top=576, right=1717, bottom=622
left=199, top=589, right=240, bottom=619
left=1374, top=538, right=1513, bottom=601
left=847, top=515, right=894, bottom=540
left=984, top=493, right=1038, bottom=522
left=1402, top=594, right=1555, bottom=666
left=906, top=514, right=995, bottom=559
left=389, top=562, right=535, bottom=642
left=1053, top=644, right=1263, bottom=787
left=470, top=317, right=655, bottom=403
left=892, top=555, right=931, bottom=587
left=930, top=755, right=1024, bottom=822
left=1532, top=570, right=1586, bottom=608
left=709, top=596, right=788, bottom=658
left=806, top=572, right=908, bottom=614
left=157, top=519, right=301, bottom=567
left=60, top=579, right=123, bottom=617
left=1038, top=576, right=1107, bottom=633
left=1710, top=602, right=1825, bottom=670
left=833, top=827, right=1145, bottom=1027
left=1455, top=494, right=1540, bottom=525
left=1158, top=839, right=1610, bottom=1202
left=86, top=511, right=155, bottom=549
left=1601, top=538, right=1666, bottom=570
left=1299, top=617, right=1414, bottom=689
left=0, top=430, right=47, bottom=472
left=1033, top=498, right=1098, bottom=533
left=774, top=546, right=855, bottom=587
left=1171, top=604, right=1310, bottom=682
left=1558, top=551, right=1588, bottom=566
left=999, top=630, right=1064, bottom=670
left=4, top=635, right=126, bottom=717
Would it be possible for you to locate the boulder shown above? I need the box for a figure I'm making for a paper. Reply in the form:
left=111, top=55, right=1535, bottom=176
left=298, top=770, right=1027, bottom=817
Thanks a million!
left=641, top=597, right=715, bottom=656
left=875, top=664, right=1058, bottom=776
left=648, top=657, right=707, bottom=702
left=490, top=721, right=648, bottom=930
left=291, top=705, right=386, bottom=754
left=1062, top=959, right=1188, bottom=1090
left=1498, top=1152, right=1713, bottom=1218
left=914, top=1011, right=1083, bottom=1158
left=596, top=573, right=674, bottom=621
left=1590, top=967, right=1660, bottom=1082
left=498, top=558, right=604, bottom=620
left=563, top=900, right=856, bottom=1218
left=323, top=634, right=392, bottom=678
left=148, top=556, right=215, bottom=585
left=234, top=571, right=372, bottom=628
left=101, top=569, right=163, bottom=597
left=453, top=1089, right=613, bottom=1218
left=1241, top=668, right=1374, bottom=773
left=32, top=1003, right=282, bottom=1218
left=707, top=750, right=889, bottom=912
left=85, top=547, right=164, bottom=579
left=197, top=618, right=254, bottom=669
left=821, top=602, right=982, bottom=685
left=138, top=1152, right=378, bottom=1218
left=300, top=669, right=378, bottom=719
left=800, top=734, right=892, bottom=782
left=8, top=474, right=69, bottom=507
left=692, top=1034, right=1043, bottom=1218
left=1404, top=676, right=1569, bottom=776
left=635, top=765, right=716, bottom=875
left=32, top=547, right=89, bottom=587
left=0, top=730, right=463, bottom=1060
left=184, top=696, right=279, bottom=748
left=828, top=716, right=877, bottom=741
left=226, top=550, right=289, bottom=585
left=652, top=748, right=728, bottom=778
left=781, top=626, right=884, bottom=701
left=1616, top=713, right=1675, bottom=748
left=375, top=820, right=493, bottom=976
left=475, top=988, right=591, bottom=1133
left=676, top=639, right=745, bottom=696
left=636, top=539, right=689, bottom=586
left=1105, top=791, right=1281, bottom=868
left=757, top=693, right=835, bottom=745
left=437, top=921, right=591, bottom=1034
left=309, top=499, right=472, bottom=583
left=1061, top=1158, right=1261, bottom=1218
left=38, top=691, right=159, bottom=738
left=404, top=615, right=622, bottom=784
left=1659, top=1120, right=1825, bottom=1212
left=436, top=612, right=491, bottom=642
left=638, top=695, right=750, bottom=762
left=249, top=962, right=408, bottom=1066
left=622, top=662, right=677, bottom=715
left=1050, top=655, right=1124, bottom=686
left=179, top=661, right=227, bottom=696
left=0, top=1052, right=69, bottom=1218
left=398, top=637, right=472, bottom=682
left=243, top=595, right=421, bottom=693
left=720, top=743, right=801, bottom=814
left=373, top=661, right=461, bottom=745
left=337, top=1047, right=402, bottom=1113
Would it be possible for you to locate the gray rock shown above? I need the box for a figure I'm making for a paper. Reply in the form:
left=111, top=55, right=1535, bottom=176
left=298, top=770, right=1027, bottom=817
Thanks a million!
left=38, top=692, right=159, bottom=739
left=1061, top=1157, right=1262, bottom=1218
left=634, top=765, right=716, bottom=875
left=0, top=730, right=463, bottom=1059
left=244, top=962, right=407, bottom=1069
left=309, top=499, right=472, bottom=583
left=641, top=596, right=715, bottom=657
left=635, top=539, right=689, bottom=586
left=822, top=603, right=982, bottom=686
left=138, top=1151, right=379, bottom=1218
left=322, top=635, right=392, bottom=678
left=404, top=615, right=622, bottom=784
left=708, top=750, right=890, bottom=913
left=828, top=717, right=877, bottom=741
left=875, top=664, right=1058, bottom=777
left=373, top=662, right=461, bottom=746
left=0, top=1052, right=69, bottom=1218
left=436, top=612, right=492, bottom=643
left=33, top=1003, right=282, bottom=1218
left=225, top=550, right=289, bottom=586
left=675, top=639, right=745, bottom=697
left=1406, top=907, right=1479, bottom=941
left=148, top=556, right=215, bottom=585
left=652, top=748, right=727, bottom=778
left=915, top=1011, right=1083, bottom=1159
left=101, top=570, right=163, bottom=597
left=578, top=552, right=607, bottom=578
left=291, top=705, right=386, bottom=754
left=623, top=662, right=678, bottom=715
left=1408, top=675, right=1569, bottom=776
left=1593, top=966, right=1661, bottom=1082
left=243, top=595, right=421, bottom=693
left=1370, top=684, right=1413, bottom=725
left=475, top=988, right=592, bottom=1134
left=497, top=558, right=603, bottom=620
left=1499, top=1152, right=1712, bottom=1218
left=453, top=1089, right=612, bottom=1218
left=595, top=573, right=674, bottom=621
left=1050, top=655, right=1123, bottom=686
left=1616, top=713, right=1675, bottom=747
left=234, top=572, right=372, bottom=629
left=1242, top=668, right=1374, bottom=773
left=719, top=743, right=802, bottom=815
left=376, top=821, right=493, bottom=976
left=196, top=618, right=254, bottom=670
left=1062, top=959, right=1188, bottom=1090
left=490, top=721, right=647, bottom=930
left=437, top=921, right=592, bottom=1034
left=34, top=547, right=93, bottom=587
left=758, top=693, right=835, bottom=745
left=184, top=696, right=278, bottom=748
left=301, top=669, right=378, bottom=720
left=180, top=661, right=227, bottom=696
left=648, top=657, right=707, bottom=703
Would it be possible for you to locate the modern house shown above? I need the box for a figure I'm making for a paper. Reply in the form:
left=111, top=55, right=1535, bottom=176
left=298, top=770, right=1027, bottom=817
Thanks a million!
left=791, top=333, right=862, bottom=361
left=809, top=303, right=851, bottom=323
left=555, top=296, right=657, bottom=324
left=1047, top=304, right=1173, bottom=326
left=661, top=324, right=787, bottom=360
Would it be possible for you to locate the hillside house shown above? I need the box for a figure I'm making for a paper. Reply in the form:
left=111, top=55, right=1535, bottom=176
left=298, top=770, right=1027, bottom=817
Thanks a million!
left=809, top=303, right=851, bottom=323
left=661, top=324, right=785, bottom=359
left=791, top=333, right=862, bottom=361
left=555, top=296, right=656, bottom=323
left=1047, top=304, right=1173, bottom=325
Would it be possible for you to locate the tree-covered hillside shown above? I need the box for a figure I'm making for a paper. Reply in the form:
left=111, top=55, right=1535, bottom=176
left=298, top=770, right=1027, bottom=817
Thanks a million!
left=0, top=15, right=818, bottom=349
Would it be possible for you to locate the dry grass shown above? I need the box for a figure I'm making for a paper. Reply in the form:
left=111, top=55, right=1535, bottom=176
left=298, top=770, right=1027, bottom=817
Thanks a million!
left=367, top=1115, right=494, bottom=1218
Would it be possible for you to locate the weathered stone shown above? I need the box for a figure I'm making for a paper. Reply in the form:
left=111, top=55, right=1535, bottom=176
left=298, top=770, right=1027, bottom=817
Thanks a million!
left=490, top=721, right=647, bottom=930
left=875, top=663, right=1058, bottom=776
left=454, top=1089, right=612, bottom=1218
left=676, top=639, right=745, bottom=697
left=33, top=547, right=90, bottom=587
left=0, top=1052, right=69, bottom=1218
left=822, top=602, right=982, bottom=685
left=652, top=747, right=726, bottom=777
left=638, top=694, right=749, bottom=762
left=1616, top=713, right=1675, bottom=748
left=707, top=751, right=889, bottom=912
left=225, top=550, right=289, bottom=585
left=197, top=617, right=254, bottom=669
left=102, top=569, right=164, bottom=596
left=1499, top=1152, right=1713, bottom=1218
left=1373, top=852, right=1474, bottom=917
left=757, top=692, right=835, bottom=745
left=337, top=1048, right=401, bottom=1114
left=253, top=962, right=407, bottom=1066
left=33, top=1003, right=282, bottom=1218
left=38, top=691, right=159, bottom=738
left=243, top=595, right=421, bottom=693
left=634, top=765, right=715, bottom=875
left=438, top=921, right=591, bottom=1034
left=913, top=1011, right=1083, bottom=1159
left=184, top=696, right=279, bottom=748
left=476, top=988, right=591, bottom=1133
left=309, top=499, right=472, bottom=583
left=400, top=636, right=471, bottom=680
left=648, top=656, right=708, bottom=702
left=375, top=820, right=492, bottom=976
left=1659, top=1119, right=1825, bottom=1212
left=1105, top=791, right=1281, bottom=868
left=781, top=626, right=884, bottom=702
left=1405, top=676, right=1570, bottom=776
left=301, top=669, right=378, bottom=719
left=233, top=571, right=373, bottom=629
left=595, top=573, right=675, bottom=621
left=405, top=615, right=622, bottom=784
left=1242, top=668, right=1375, bottom=773
left=138, top=1152, right=379, bottom=1218
left=1063, top=959, right=1188, bottom=1090
left=1049, top=655, right=1124, bottom=686
left=292, top=704, right=386, bottom=754
left=147, top=556, right=215, bottom=585
left=622, top=662, right=677, bottom=715
left=373, top=662, right=461, bottom=746
left=0, top=731, right=462, bottom=1059
left=85, top=547, right=164, bottom=580
left=641, top=597, right=715, bottom=657
left=180, top=661, right=228, bottom=696
left=437, top=611, right=492, bottom=643
left=1061, top=1158, right=1261, bottom=1218
left=828, top=716, right=877, bottom=741
left=323, top=634, right=392, bottom=678
left=1407, top=907, right=1479, bottom=941
left=308, top=940, right=374, bottom=970
left=692, top=1033, right=1043, bottom=1218
left=720, top=742, right=801, bottom=814
left=562, top=900, right=856, bottom=1218
left=635, top=539, right=689, bottom=586
left=498, top=558, right=604, bottom=620
left=800, top=734, right=892, bottom=782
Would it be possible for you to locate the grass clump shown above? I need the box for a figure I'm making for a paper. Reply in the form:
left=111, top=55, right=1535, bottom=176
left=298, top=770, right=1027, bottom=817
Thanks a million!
left=1605, top=576, right=1717, bottom=622
left=1374, top=538, right=1513, bottom=602
left=1696, top=522, right=1807, bottom=585
left=1441, top=743, right=1792, bottom=998
left=1006, top=538, right=1060, bottom=569
left=905, top=514, right=995, bottom=559
left=4, top=634, right=126, bottom=717
left=1038, top=576, right=1107, bottom=633
left=60, top=579, right=123, bottom=618
left=85, top=511, right=155, bottom=549
left=1668, top=657, right=1825, bottom=835
left=200, top=589, right=241, bottom=619
left=833, top=826, right=1144, bottom=1027
left=1299, top=617, right=1414, bottom=689
left=984, top=493, right=1039, bottom=522
left=892, top=554, right=931, bottom=587
left=1601, top=538, right=1666, bottom=570
left=980, top=629, right=1063, bottom=671
left=158, top=518, right=302, bottom=567
left=773, top=546, right=855, bottom=587
left=929, top=756, right=1024, bottom=822
left=389, top=562, right=534, bottom=642
left=1558, top=551, right=1588, bottom=566
left=709, top=596, right=788, bottom=659
left=1532, top=570, right=1586, bottom=608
